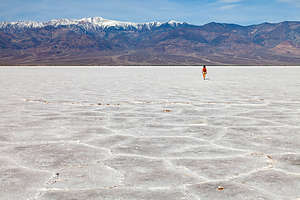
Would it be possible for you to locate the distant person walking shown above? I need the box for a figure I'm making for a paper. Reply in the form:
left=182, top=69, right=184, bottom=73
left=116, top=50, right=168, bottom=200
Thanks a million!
left=202, top=65, right=207, bottom=80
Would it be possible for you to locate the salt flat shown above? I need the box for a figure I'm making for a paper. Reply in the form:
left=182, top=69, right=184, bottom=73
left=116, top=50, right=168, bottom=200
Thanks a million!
left=0, top=67, right=299, bottom=200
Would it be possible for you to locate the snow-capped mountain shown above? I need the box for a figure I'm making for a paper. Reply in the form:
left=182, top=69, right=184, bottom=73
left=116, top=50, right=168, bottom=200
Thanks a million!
left=1, top=17, right=300, bottom=66
left=0, top=17, right=185, bottom=31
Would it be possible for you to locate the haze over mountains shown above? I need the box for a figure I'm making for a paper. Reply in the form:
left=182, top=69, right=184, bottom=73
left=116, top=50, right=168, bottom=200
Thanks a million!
left=1, top=17, right=300, bottom=65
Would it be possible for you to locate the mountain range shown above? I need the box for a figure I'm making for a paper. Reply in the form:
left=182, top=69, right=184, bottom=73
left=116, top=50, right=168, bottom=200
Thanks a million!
left=1, top=17, right=300, bottom=65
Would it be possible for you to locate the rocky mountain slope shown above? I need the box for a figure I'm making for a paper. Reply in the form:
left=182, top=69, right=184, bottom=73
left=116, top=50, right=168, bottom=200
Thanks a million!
left=1, top=17, right=300, bottom=65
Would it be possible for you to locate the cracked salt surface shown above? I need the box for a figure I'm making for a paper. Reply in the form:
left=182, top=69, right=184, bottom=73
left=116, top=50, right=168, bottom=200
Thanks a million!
left=0, top=66, right=300, bottom=200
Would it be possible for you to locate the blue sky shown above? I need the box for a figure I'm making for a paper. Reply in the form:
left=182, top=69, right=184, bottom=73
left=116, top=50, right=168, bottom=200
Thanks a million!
left=1, top=0, right=300, bottom=25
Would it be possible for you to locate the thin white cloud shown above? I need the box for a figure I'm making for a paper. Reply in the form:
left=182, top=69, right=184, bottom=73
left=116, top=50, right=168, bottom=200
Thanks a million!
left=219, top=4, right=238, bottom=10
left=216, top=0, right=243, bottom=10
left=218, top=0, right=243, bottom=3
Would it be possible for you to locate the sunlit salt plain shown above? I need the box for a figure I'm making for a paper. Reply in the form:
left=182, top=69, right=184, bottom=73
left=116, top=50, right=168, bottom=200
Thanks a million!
left=0, top=66, right=300, bottom=200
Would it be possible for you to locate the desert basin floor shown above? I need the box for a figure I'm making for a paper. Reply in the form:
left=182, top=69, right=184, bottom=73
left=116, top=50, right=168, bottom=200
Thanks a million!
left=0, top=66, right=299, bottom=200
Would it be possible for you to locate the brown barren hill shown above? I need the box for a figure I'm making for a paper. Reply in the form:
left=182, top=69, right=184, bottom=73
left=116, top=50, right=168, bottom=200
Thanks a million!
left=272, top=41, right=300, bottom=56
left=1, top=18, right=300, bottom=65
